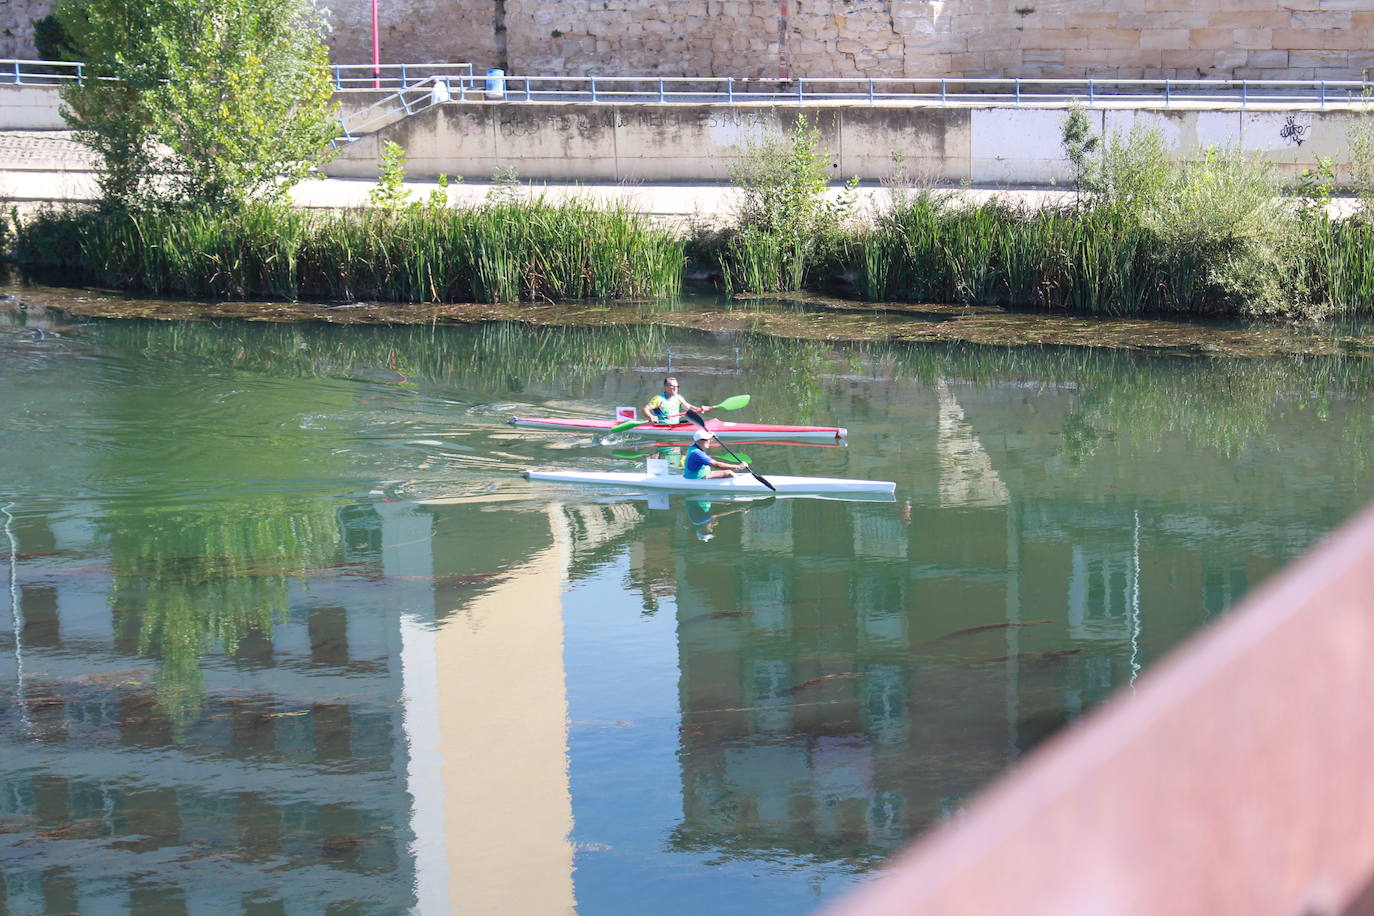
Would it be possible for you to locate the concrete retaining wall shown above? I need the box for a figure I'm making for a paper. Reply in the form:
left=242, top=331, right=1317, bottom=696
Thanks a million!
left=6, top=82, right=1361, bottom=187
left=0, top=84, right=69, bottom=130
left=326, top=100, right=1369, bottom=186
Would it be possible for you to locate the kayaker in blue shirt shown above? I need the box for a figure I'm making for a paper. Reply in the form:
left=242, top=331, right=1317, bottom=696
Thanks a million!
left=643, top=377, right=714, bottom=425
left=683, top=428, right=746, bottom=480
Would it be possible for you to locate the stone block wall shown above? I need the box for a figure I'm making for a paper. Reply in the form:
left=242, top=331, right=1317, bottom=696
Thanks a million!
left=499, top=0, right=1374, bottom=82
left=323, top=0, right=502, bottom=72
left=505, top=0, right=781, bottom=79
left=1, top=0, right=53, bottom=60
left=0, top=0, right=1370, bottom=83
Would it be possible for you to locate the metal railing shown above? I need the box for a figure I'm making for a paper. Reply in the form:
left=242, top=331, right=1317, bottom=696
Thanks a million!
left=0, top=59, right=476, bottom=93
left=334, top=76, right=457, bottom=146
left=5, top=57, right=1372, bottom=110
left=329, top=62, right=473, bottom=91
left=470, top=74, right=1374, bottom=108
left=0, top=59, right=83, bottom=85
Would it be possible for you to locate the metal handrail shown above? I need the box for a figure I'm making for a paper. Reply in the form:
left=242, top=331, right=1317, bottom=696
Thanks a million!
left=0, top=59, right=476, bottom=92
left=484, top=74, right=1374, bottom=107
left=4, top=58, right=1371, bottom=110
left=329, top=62, right=473, bottom=91
left=332, top=75, right=458, bottom=147
left=0, top=59, right=83, bottom=85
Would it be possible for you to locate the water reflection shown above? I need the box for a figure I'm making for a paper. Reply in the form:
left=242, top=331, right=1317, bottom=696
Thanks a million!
left=684, top=497, right=757, bottom=542
left=3, top=296, right=1374, bottom=912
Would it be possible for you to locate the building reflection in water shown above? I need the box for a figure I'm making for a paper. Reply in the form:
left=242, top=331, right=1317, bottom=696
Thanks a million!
left=380, top=497, right=581, bottom=914
left=0, top=381, right=1316, bottom=912
left=0, top=493, right=583, bottom=914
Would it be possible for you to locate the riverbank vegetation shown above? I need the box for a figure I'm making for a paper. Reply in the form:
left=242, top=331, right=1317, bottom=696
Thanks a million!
left=14, top=197, right=685, bottom=302
left=710, top=106, right=1374, bottom=319
left=9, top=17, right=1374, bottom=322
left=53, top=0, right=337, bottom=209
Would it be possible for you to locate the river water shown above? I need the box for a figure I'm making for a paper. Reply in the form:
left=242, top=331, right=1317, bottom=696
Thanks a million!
left=2, top=288, right=1372, bottom=914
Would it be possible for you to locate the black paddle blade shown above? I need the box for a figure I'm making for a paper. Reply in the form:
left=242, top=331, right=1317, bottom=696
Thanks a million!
left=750, top=469, right=777, bottom=492
left=684, top=409, right=707, bottom=428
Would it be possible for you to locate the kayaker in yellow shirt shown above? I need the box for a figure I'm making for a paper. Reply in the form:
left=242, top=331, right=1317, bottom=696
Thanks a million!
left=643, top=377, right=714, bottom=425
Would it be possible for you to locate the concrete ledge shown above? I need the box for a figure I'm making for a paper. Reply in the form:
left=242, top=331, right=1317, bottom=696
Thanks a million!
left=0, top=85, right=1364, bottom=186
left=327, top=100, right=1368, bottom=184
left=0, top=84, right=69, bottom=130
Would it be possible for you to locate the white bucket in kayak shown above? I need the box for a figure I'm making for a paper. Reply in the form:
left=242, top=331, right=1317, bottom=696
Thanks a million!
left=645, top=457, right=670, bottom=476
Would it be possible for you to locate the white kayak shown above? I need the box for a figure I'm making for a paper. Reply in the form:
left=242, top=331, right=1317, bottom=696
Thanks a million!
left=525, top=469, right=896, bottom=498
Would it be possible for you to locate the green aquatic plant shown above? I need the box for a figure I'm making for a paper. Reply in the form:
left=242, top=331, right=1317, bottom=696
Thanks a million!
left=12, top=198, right=684, bottom=304
left=852, top=129, right=1336, bottom=318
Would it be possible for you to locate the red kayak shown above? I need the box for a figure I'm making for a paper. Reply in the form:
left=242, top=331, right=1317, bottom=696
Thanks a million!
left=509, top=416, right=847, bottom=441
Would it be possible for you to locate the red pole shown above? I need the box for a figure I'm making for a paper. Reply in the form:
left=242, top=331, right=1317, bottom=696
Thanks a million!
left=371, top=0, right=380, bottom=89
left=778, top=0, right=789, bottom=80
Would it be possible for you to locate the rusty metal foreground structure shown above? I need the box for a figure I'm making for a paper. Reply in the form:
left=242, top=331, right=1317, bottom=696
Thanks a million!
left=827, top=500, right=1374, bottom=916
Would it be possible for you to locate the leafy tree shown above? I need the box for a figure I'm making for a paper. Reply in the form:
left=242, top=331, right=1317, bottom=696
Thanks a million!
left=54, top=0, right=339, bottom=211
left=724, top=112, right=859, bottom=291
left=1060, top=99, right=1099, bottom=197
left=32, top=13, right=77, bottom=61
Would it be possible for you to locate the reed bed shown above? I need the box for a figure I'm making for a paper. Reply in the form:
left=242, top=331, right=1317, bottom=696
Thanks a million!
left=14, top=198, right=684, bottom=304
left=1306, top=218, right=1374, bottom=313
left=852, top=201, right=1173, bottom=315
left=715, top=120, right=1374, bottom=318
left=766, top=193, right=1373, bottom=319
left=12, top=184, right=1374, bottom=319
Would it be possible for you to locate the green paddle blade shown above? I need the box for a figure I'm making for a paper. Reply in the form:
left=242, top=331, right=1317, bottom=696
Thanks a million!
left=608, top=417, right=649, bottom=434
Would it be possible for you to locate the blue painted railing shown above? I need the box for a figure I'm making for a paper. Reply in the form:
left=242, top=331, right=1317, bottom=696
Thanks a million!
left=4, top=59, right=1371, bottom=109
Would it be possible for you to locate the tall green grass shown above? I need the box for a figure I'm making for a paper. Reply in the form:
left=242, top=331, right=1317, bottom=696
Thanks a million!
left=14, top=197, right=684, bottom=303
left=845, top=145, right=1374, bottom=319
left=854, top=199, right=1163, bottom=315
left=12, top=146, right=1374, bottom=319
left=718, top=107, right=1374, bottom=318
left=1306, top=218, right=1374, bottom=312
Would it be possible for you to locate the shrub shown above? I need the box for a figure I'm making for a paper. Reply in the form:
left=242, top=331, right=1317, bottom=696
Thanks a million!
left=722, top=112, right=857, bottom=292
left=1144, top=147, right=1305, bottom=315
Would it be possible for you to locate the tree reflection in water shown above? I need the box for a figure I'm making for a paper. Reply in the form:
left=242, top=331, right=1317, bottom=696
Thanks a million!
left=107, top=503, right=340, bottom=725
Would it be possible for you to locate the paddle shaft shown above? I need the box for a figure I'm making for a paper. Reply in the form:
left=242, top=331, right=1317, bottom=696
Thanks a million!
left=684, top=409, right=777, bottom=492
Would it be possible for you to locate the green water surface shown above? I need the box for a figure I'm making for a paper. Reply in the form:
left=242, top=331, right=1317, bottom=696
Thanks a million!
left=1, top=291, right=1372, bottom=914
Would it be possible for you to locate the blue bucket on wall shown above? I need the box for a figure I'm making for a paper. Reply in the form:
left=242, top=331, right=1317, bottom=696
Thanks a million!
left=485, top=68, right=505, bottom=98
